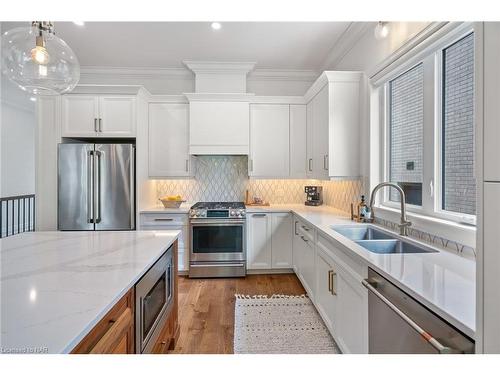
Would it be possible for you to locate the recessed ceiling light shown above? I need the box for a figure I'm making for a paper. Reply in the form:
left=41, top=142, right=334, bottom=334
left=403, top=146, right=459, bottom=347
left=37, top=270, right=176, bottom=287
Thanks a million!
left=73, top=21, right=85, bottom=26
left=211, top=22, right=221, bottom=30
left=30, top=97, right=36, bottom=102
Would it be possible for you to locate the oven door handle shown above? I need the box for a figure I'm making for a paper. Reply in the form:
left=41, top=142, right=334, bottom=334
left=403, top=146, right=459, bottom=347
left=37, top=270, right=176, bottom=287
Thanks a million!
left=190, top=220, right=246, bottom=225
left=362, top=279, right=460, bottom=354
left=190, top=263, right=245, bottom=267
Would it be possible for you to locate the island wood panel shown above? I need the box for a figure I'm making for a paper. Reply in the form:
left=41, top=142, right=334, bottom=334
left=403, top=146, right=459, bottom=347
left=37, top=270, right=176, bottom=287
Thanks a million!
left=71, top=288, right=135, bottom=354
left=171, top=274, right=305, bottom=354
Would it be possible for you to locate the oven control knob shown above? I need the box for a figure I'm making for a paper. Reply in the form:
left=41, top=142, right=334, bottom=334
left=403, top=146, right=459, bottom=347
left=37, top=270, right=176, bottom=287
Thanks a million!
left=230, top=210, right=236, bottom=216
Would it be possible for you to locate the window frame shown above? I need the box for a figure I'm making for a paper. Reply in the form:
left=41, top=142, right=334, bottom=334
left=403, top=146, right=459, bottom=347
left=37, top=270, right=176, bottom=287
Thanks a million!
left=378, top=25, right=477, bottom=226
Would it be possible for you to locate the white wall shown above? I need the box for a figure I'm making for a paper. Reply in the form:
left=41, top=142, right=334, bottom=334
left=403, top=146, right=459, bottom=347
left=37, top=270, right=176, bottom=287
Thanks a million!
left=0, top=79, right=36, bottom=197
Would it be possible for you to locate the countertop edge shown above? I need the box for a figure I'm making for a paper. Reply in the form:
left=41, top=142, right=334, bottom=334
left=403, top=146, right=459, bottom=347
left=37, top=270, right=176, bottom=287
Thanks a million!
left=60, top=232, right=180, bottom=353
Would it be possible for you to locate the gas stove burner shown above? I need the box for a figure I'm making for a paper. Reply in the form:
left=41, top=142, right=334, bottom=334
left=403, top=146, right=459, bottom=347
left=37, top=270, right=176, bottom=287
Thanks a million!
left=189, top=201, right=246, bottom=219
left=191, top=202, right=246, bottom=210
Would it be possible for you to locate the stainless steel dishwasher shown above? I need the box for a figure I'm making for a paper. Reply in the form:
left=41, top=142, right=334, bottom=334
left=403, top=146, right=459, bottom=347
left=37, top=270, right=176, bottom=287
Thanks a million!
left=363, top=268, right=474, bottom=354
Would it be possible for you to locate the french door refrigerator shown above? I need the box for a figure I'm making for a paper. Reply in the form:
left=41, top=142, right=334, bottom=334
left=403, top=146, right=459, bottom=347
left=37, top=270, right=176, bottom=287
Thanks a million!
left=58, top=143, right=135, bottom=231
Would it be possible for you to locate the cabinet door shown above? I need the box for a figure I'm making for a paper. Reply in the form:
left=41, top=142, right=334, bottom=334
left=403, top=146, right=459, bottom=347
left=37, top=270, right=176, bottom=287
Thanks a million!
left=306, top=102, right=314, bottom=178
left=300, top=234, right=316, bottom=299
left=315, top=248, right=337, bottom=333
left=99, top=96, right=136, bottom=137
left=61, top=95, right=99, bottom=136
left=312, top=86, right=329, bottom=180
left=292, top=218, right=301, bottom=273
left=247, top=213, right=272, bottom=269
left=484, top=23, right=500, bottom=182
left=483, top=182, right=500, bottom=352
left=335, top=265, right=368, bottom=354
left=249, top=104, right=290, bottom=177
left=290, top=105, right=307, bottom=178
left=271, top=212, right=292, bottom=268
left=148, top=103, right=191, bottom=177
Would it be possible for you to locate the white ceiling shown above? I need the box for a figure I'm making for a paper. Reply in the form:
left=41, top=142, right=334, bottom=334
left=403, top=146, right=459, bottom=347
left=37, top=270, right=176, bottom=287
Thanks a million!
left=1, top=22, right=353, bottom=71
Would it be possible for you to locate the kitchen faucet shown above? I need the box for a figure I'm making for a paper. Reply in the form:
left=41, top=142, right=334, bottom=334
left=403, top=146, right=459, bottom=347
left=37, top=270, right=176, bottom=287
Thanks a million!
left=367, top=182, right=412, bottom=236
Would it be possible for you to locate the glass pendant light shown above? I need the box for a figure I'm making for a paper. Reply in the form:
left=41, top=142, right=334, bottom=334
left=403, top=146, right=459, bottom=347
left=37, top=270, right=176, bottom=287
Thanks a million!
left=1, top=21, right=80, bottom=95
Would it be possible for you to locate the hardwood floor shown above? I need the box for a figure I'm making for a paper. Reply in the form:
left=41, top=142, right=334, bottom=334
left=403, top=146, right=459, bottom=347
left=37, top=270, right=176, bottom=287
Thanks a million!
left=171, top=273, right=305, bottom=354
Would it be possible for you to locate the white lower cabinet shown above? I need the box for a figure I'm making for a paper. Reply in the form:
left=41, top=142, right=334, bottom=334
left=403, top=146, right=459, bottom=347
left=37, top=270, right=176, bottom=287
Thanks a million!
left=271, top=213, right=293, bottom=268
left=247, top=212, right=293, bottom=270
left=335, top=265, right=367, bottom=353
left=315, top=247, right=337, bottom=333
left=315, top=232, right=368, bottom=354
left=247, top=213, right=273, bottom=269
left=139, top=212, right=190, bottom=272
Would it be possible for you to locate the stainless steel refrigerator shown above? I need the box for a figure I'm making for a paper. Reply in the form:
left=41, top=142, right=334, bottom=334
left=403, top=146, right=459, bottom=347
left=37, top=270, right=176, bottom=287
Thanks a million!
left=58, top=143, right=135, bottom=231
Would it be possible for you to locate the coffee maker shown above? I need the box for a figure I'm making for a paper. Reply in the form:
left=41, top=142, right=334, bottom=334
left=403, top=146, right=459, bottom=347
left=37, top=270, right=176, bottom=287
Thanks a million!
left=304, top=186, right=323, bottom=206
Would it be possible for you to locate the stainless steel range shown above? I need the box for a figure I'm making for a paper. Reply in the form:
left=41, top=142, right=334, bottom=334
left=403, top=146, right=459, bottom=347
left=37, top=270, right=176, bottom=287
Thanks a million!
left=189, top=202, right=246, bottom=278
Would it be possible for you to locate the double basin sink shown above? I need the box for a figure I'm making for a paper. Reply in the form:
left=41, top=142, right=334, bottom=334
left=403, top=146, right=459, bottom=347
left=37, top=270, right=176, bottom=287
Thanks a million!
left=331, top=225, right=438, bottom=255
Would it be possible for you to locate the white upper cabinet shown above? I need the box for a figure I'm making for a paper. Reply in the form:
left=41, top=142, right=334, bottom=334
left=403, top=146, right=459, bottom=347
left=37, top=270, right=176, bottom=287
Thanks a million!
left=61, top=95, right=99, bottom=137
left=289, top=105, right=307, bottom=178
left=249, top=104, right=290, bottom=178
left=98, top=96, right=136, bottom=136
left=312, top=85, right=330, bottom=180
left=148, top=103, right=192, bottom=177
left=61, top=95, right=136, bottom=137
left=304, top=71, right=362, bottom=179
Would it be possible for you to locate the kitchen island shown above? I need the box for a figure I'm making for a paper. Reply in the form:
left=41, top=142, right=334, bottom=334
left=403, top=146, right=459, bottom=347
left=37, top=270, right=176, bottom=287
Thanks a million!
left=0, top=230, right=179, bottom=354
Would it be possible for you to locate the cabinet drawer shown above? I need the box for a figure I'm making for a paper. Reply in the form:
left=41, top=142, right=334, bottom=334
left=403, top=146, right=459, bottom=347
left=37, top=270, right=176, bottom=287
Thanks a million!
left=296, top=219, right=314, bottom=242
left=71, top=288, right=134, bottom=354
left=140, top=213, right=189, bottom=226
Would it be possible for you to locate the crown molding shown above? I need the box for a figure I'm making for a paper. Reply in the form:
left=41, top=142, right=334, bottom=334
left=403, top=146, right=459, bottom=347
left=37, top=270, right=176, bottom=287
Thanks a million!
left=80, top=66, right=320, bottom=84
left=183, top=61, right=256, bottom=75
left=248, top=69, right=319, bottom=82
left=184, top=92, right=255, bottom=102
left=321, top=22, right=375, bottom=71
left=70, top=84, right=144, bottom=95
left=80, top=66, right=193, bottom=80
left=303, top=71, right=362, bottom=103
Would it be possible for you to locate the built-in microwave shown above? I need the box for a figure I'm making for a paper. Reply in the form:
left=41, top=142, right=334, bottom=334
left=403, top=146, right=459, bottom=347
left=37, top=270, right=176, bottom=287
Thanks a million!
left=135, top=245, right=174, bottom=353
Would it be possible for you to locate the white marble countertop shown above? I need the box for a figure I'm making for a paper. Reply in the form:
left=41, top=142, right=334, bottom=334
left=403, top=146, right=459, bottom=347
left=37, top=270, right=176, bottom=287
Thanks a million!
left=140, top=203, right=192, bottom=214
left=246, top=204, right=476, bottom=339
left=0, top=230, right=180, bottom=354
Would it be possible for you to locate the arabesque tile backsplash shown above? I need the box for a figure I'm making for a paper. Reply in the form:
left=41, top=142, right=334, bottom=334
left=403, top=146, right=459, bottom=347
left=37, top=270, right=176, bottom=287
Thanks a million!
left=155, top=155, right=363, bottom=213
left=154, top=155, right=475, bottom=258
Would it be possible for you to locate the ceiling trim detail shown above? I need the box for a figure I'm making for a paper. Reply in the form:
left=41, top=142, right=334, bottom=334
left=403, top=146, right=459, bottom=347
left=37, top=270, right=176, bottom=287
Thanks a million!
left=80, top=66, right=320, bottom=83
left=320, top=22, right=375, bottom=71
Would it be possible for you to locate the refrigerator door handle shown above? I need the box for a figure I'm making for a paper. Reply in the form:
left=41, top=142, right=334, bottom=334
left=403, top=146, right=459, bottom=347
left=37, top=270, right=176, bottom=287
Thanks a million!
left=95, top=151, right=102, bottom=224
left=87, top=150, right=94, bottom=223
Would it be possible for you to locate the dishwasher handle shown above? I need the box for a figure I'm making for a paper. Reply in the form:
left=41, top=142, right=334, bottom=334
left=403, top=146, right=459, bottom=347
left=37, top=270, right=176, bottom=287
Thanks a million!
left=362, top=279, right=461, bottom=354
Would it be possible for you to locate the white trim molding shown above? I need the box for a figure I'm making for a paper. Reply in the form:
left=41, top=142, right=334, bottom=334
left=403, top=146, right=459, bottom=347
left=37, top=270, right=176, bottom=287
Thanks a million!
left=369, top=22, right=469, bottom=86
left=183, top=61, right=256, bottom=75
left=184, top=92, right=255, bottom=102
left=321, top=22, right=375, bottom=71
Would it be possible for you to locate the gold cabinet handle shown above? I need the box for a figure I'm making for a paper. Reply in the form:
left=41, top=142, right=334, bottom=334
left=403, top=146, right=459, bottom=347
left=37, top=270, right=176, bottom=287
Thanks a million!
left=332, top=271, right=337, bottom=295
left=328, top=270, right=333, bottom=292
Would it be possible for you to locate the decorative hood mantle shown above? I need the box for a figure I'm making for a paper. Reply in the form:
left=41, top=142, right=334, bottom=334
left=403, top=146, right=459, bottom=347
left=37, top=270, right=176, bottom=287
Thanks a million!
left=183, top=61, right=256, bottom=155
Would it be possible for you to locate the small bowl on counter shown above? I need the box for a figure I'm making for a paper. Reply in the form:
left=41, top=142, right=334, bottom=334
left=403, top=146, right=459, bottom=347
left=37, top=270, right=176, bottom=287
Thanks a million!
left=159, top=198, right=186, bottom=209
